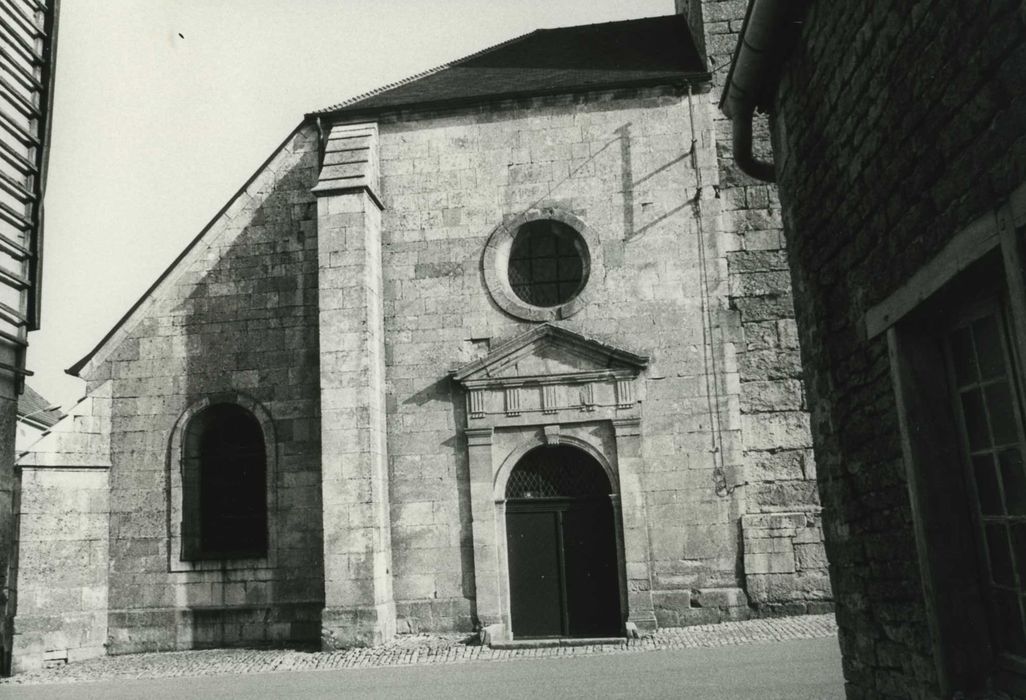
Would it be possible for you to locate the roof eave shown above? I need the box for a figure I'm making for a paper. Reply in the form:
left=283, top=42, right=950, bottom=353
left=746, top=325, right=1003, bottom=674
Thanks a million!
left=307, top=73, right=713, bottom=122
left=18, top=415, right=58, bottom=431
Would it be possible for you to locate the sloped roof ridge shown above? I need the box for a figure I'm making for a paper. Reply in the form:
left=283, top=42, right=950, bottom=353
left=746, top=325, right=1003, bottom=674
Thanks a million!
left=309, top=28, right=539, bottom=116
left=534, top=13, right=670, bottom=31
left=66, top=122, right=308, bottom=378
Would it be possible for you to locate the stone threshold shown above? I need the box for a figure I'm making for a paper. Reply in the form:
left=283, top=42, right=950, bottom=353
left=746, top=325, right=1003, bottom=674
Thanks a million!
left=488, top=637, right=627, bottom=649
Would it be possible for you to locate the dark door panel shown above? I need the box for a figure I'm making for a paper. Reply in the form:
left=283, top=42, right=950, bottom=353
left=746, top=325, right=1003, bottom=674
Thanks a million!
left=563, top=500, right=621, bottom=637
left=507, top=509, right=564, bottom=637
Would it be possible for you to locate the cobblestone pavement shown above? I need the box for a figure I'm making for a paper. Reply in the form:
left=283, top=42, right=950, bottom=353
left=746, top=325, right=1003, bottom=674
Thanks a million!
left=2, top=614, right=836, bottom=686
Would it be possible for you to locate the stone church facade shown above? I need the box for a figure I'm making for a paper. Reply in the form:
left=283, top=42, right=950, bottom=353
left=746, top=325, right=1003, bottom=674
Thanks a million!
left=12, top=10, right=829, bottom=671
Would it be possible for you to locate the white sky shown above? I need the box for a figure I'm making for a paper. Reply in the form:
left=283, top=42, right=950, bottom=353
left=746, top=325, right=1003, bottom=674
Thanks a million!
left=34, top=0, right=675, bottom=408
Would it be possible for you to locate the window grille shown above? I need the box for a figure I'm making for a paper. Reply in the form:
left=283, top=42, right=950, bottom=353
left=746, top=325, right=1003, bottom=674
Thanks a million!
left=508, top=220, right=585, bottom=308
left=506, top=445, right=610, bottom=499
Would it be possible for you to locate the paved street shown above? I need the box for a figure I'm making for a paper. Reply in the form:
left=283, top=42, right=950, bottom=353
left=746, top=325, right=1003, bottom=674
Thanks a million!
left=0, top=615, right=842, bottom=698
left=2, top=636, right=843, bottom=699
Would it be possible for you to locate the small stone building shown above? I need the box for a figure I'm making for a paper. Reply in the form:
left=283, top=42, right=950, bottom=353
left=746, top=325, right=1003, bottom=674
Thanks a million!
left=721, top=0, right=1026, bottom=698
left=12, top=10, right=830, bottom=672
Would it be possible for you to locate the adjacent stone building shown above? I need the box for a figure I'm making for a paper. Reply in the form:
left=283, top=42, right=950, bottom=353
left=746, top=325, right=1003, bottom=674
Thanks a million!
left=722, top=0, right=1026, bottom=697
left=13, top=9, right=830, bottom=672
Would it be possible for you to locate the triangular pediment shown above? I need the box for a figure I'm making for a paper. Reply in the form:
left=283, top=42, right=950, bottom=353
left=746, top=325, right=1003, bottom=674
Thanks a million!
left=452, top=324, right=647, bottom=387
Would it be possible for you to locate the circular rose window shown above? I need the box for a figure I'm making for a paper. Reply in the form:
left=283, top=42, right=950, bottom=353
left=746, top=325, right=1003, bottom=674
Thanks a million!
left=508, top=220, right=587, bottom=307
left=483, top=209, right=602, bottom=322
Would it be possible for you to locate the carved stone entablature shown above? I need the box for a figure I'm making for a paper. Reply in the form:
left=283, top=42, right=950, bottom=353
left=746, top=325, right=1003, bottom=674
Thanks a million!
left=451, top=323, right=648, bottom=426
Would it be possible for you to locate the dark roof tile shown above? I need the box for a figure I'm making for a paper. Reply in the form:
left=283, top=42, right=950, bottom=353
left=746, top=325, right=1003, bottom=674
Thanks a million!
left=18, top=385, right=62, bottom=428
left=311, top=14, right=706, bottom=116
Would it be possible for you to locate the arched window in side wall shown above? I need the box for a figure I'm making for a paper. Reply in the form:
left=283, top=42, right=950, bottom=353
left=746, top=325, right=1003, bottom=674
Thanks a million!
left=181, top=403, right=268, bottom=560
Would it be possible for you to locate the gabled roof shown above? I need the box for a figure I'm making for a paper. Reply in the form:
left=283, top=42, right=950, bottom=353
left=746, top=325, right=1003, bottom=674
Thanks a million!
left=311, top=14, right=708, bottom=118
left=451, top=323, right=648, bottom=385
left=18, top=385, right=63, bottom=428
left=67, top=15, right=700, bottom=381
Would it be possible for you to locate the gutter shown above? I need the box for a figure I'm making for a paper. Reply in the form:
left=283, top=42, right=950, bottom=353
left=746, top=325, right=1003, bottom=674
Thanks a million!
left=719, top=0, right=807, bottom=183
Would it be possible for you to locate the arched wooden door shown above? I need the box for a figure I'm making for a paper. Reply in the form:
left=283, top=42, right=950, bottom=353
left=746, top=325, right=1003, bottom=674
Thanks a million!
left=505, top=445, right=622, bottom=638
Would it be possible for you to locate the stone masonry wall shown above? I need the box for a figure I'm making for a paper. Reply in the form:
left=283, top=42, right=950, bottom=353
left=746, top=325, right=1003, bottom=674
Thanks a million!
left=12, top=467, right=108, bottom=673
left=79, top=126, right=325, bottom=654
left=376, top=87, right=732, bottom=631
left=684, top=0, right=830, bottom=615
left=315, top=124, right=396, bottom=648
left=770, top=1, right=1026, bottom=697
left=12, top=384, right=113, bottom=672
left=372, top=82, right=824, bottom=632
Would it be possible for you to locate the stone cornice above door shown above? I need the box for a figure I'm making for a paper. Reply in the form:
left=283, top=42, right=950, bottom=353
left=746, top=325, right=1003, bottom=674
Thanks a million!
left=451, top=323, right=648, bottom=424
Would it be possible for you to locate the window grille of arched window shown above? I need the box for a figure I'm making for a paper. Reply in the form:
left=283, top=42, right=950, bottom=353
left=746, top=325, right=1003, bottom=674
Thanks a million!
left=505, top=445, right=611, bottom=499
left=181, top=403, right=268, bottom=560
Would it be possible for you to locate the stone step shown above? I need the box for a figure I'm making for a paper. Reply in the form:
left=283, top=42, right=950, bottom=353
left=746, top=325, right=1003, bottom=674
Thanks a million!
left=488, top=637, right=627, bottom=650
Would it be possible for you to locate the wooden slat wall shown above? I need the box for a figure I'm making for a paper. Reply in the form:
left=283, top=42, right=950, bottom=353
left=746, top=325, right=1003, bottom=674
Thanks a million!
left=0, top=0, right=58, bottom=378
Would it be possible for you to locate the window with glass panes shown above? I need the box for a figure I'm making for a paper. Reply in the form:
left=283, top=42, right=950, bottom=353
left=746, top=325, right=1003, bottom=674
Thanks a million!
left=946, top=303, right=1026, bottom=659
left=508, top=220, right=585, bottom=307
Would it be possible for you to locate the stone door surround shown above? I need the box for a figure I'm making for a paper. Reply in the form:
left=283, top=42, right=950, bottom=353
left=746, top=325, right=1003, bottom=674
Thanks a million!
left=451, top=324, right=655, bottom=641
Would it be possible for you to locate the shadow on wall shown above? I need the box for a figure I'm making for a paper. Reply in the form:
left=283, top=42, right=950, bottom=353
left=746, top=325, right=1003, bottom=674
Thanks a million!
left=475, top=112, right=700, bottom=323
left=389, top=377, right=476, bottom=633
left=107, top=129, right=326, bottom=654
left=177, top=137, right=323, bottom=650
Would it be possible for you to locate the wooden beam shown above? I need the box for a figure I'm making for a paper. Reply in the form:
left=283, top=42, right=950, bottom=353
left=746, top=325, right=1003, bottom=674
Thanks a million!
left=865, top=211, right=999, bottom=338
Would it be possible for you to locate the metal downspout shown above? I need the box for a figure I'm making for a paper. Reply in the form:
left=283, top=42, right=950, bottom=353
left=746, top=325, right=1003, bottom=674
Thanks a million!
left=731, top=103, right=775, bottom=182
left=721, top=0, right=789, bottom=183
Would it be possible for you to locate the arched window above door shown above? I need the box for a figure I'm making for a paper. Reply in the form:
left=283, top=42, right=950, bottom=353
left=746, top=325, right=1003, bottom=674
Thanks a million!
left=505, top=445, right=612, bottom=499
